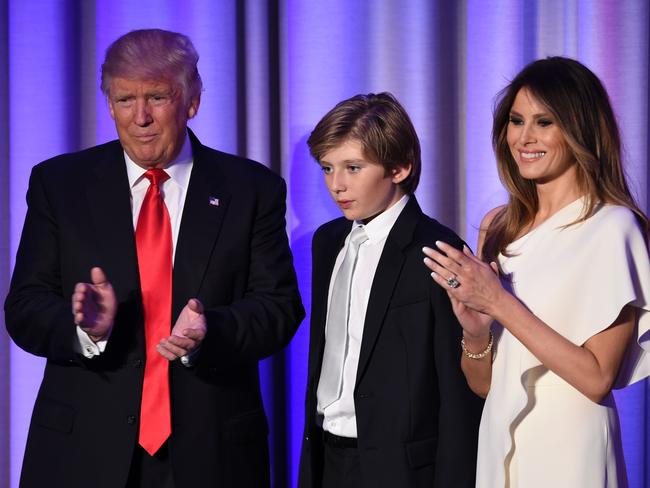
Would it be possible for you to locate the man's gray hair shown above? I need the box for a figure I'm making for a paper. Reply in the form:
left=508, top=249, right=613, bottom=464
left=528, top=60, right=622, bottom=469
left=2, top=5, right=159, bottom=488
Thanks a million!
left=101, top=28, right=203, bottom=105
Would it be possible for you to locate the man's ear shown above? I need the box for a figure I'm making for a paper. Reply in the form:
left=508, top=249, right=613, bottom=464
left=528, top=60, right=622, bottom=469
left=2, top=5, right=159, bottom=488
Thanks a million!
left=187, top=97, right=200, bottom=119
left=391, top=163, right=412, bottom=184
left=108, top=99, right=116, bottom=120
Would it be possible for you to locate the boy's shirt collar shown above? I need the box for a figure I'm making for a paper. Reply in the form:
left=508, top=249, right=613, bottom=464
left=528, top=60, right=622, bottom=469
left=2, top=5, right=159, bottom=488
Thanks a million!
left=354, top=194, right=409, bottom=244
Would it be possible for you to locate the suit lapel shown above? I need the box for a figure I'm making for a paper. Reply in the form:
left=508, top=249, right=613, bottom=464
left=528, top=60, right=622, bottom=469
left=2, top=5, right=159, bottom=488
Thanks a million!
left=85, top=141, right=140, bottom=292
left=308, top=219, right=351, bottom=386
left=355, top=197, right=423, bottom=384
left=172, top=132, right=231, bottom=317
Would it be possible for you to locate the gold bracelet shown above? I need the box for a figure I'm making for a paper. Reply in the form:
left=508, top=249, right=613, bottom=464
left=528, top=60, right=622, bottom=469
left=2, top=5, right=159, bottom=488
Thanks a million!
left=461, top=331, right=493, bottom=360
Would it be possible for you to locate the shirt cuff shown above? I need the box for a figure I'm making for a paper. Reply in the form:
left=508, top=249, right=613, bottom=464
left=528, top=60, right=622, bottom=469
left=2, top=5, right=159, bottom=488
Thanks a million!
left=180, top=345, right=201, bottom=367
left=75, top=327, right=108, bottom=358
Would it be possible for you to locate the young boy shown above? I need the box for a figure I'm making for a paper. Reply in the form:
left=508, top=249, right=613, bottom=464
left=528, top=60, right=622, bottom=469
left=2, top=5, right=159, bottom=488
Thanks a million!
left=298, top=93, right=483, bottom=488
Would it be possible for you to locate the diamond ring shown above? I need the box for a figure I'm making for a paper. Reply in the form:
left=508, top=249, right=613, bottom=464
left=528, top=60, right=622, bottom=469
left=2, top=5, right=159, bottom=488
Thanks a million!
left=446, top=276, right=460, bottom=288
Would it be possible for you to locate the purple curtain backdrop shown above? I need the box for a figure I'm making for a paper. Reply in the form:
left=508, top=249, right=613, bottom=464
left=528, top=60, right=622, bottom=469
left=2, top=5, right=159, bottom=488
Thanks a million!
left=0, top=1, right=648, bottom=487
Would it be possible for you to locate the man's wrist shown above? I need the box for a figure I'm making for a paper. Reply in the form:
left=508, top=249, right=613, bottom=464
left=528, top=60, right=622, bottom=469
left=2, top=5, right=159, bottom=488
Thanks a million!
left=88, top=334, right=105, bottom=343
left=85, top=323, right=113, bottom=343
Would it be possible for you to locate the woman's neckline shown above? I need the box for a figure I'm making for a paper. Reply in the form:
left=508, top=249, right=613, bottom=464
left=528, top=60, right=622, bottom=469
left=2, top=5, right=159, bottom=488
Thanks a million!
left=509, top=196, right=586, bottom=246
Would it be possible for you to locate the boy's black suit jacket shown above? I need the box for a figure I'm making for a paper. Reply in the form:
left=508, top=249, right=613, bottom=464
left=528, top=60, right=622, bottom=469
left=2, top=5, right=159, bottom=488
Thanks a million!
left=299, top=196, right=483, bottom=488
left=5, top=131, right=304, bottom=488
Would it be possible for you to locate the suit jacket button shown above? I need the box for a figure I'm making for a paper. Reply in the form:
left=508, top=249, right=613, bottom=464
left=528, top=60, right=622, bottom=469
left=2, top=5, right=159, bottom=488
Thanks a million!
left=133, top=359, right=143, bottom=368
left=127, top=415, right=136, bottom=425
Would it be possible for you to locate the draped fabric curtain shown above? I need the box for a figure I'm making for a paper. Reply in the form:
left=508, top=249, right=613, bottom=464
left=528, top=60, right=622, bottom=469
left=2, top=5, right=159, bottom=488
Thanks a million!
left=0, top=1, right=648, bottom=487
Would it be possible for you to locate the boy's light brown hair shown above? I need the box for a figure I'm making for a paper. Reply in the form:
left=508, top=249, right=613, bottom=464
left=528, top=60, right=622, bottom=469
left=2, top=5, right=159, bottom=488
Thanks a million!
left=307, top=92, right=421, bottom=194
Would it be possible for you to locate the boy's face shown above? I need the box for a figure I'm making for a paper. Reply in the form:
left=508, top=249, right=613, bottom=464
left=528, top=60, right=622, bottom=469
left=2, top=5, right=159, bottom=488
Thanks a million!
left=319, top=139, right=410, bottom=223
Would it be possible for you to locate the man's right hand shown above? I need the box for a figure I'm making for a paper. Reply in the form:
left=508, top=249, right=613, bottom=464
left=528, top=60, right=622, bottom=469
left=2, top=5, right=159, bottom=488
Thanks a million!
left=72, top=267, right=117, bottom=341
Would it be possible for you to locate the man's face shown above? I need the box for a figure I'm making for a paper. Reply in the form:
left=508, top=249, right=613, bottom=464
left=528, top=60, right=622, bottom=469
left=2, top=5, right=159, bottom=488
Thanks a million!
left=319, top=139, right=410, bottom=223
left=108, top=77, right=199, bottom=169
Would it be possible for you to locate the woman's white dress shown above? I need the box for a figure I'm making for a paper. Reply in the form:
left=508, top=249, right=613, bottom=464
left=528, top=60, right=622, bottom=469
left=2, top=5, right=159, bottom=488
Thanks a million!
left=476, top=199, right=650, bottom=488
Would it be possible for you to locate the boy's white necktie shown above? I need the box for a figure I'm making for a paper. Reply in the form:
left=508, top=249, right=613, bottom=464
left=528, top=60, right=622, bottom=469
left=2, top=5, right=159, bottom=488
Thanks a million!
left=317, top=225, right=369, bottom=410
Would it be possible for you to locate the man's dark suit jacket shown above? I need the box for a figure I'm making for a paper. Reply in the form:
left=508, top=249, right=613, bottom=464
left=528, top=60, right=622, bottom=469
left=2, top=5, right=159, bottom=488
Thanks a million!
left=298, top=197, right=483, bottom=488
left=4, top=131, right=304, bottom=488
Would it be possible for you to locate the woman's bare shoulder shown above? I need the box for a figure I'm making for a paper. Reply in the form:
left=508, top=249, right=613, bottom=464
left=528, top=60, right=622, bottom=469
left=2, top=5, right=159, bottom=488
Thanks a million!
left=480, top=205, right=506, bottom=230
left=477, top=205, right=506, bottom=258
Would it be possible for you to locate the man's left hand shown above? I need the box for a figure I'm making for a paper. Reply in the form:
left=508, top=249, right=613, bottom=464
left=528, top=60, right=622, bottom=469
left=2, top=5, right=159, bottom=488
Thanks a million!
left=156, top=298, right=207, bottom=361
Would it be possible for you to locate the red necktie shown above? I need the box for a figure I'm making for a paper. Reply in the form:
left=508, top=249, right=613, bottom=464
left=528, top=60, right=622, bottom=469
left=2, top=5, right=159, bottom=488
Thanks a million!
left=136, top=169, right=172, bottom=455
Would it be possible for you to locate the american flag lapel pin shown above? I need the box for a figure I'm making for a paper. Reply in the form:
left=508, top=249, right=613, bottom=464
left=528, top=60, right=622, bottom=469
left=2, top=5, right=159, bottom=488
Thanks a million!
left=209, top=196, right=220, bottom=207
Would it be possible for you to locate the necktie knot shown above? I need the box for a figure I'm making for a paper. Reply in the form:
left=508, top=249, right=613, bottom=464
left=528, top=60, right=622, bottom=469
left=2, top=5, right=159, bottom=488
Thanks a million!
left=349, top=225, right=368, bottom=248
left=144, top=168, right=170, bottom=187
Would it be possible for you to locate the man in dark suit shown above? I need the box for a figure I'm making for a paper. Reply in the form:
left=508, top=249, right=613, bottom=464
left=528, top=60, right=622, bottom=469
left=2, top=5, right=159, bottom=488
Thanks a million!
left=298, top=93, right=483, bottom=487
left=4, top=29, right=304, bottom=488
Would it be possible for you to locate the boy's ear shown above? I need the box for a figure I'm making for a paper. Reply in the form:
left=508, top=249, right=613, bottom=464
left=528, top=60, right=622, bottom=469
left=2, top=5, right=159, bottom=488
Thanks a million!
left=391, top=163, right=412, bottom=184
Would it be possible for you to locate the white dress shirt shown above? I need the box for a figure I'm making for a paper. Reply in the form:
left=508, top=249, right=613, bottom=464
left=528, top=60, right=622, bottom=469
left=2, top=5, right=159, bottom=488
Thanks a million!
left=318, top=194, right=409, bottom=437
left=76, top=133, right=193, bottom=358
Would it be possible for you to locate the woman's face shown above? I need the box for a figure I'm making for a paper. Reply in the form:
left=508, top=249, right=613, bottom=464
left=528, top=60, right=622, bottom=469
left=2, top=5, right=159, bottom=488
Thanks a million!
left=506, top=87, right=577, bottom=187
